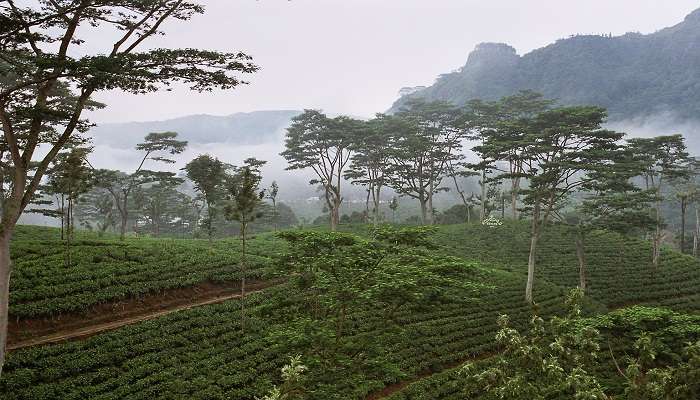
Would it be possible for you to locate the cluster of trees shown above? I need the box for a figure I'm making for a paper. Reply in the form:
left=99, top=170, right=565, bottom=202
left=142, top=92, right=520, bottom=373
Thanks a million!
left=29, top=134, right=295, bottom=243
left=283, top=92, right=698, bottom=304
left=0, top=0, right=260, bottom=375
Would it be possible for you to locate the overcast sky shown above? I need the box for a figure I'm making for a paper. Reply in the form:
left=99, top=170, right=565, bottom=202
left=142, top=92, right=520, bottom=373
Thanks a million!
left=85, top=0, right=700, bottom=124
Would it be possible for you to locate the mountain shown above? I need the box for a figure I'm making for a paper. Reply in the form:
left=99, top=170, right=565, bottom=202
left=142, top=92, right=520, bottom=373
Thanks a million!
left=89, top=110, right=301, bottom=148
left=390, top=8, right=700, bottom=121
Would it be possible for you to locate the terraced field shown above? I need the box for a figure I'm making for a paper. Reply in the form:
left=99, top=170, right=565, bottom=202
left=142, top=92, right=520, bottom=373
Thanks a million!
left=1, top=252, right=569, bottom=399
left=3, top=223, right=699, bottom=399
left=10, top=226, right=286, bottom=318
left=436, top=222, right=700, bottom=313
left=384, top=306, right=700, bottom=399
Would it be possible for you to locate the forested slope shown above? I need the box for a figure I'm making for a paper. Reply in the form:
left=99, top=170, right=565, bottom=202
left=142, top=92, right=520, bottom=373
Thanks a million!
left=390, top=8, right=700, bottom=121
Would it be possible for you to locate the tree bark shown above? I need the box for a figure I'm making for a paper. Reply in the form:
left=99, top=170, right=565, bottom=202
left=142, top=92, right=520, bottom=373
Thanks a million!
left=680, top=197, right=687, bottom=253
left=418, top=197, right=428, bottom=225
left=694, top=206, right=699, bottom=258
left=511, top=177, right=520, bottom=220
left=652, top=188, right=663, bottom=267
left=480, top=169, right=487, bottom=222
left=240, top=223, right=246, bottom=334
left=330, top=203, right=340, bottom=232
left=575, top=233, right=586, bottom=294
left=0, top=228, right=13, bottom=376
left=525, top=202, right=541, bottom=304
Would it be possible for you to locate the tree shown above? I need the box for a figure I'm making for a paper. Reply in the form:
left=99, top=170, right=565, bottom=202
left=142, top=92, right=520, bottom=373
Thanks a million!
left=134, top=181, right=187, bottom=237
left=387, top=100, right=463, bottom=225
left=224, top=159, right=266, bottom=332
left=389, top=196, right=399, bottom=223
left=571, top=147, right=656, bottom=293
left=486, top=106, right=623, bottom=303
left=183, top=154, right=228, bottom=242
left=0, top=1, right=257, bottom=373
left=75, top=187, right=116, bottom=237
left=670, top=169, right=699, bottom=254
left=463, top=91, right=553, bottom=221
left=627, top=135, right=693, bottom=267
left=281, top=110, right=358, bottom=231
left=49, top=147, right=93, bottom=265
left=94, top=132, right=187, bottom=240
left=345, top=115, right=395, bottom=225
left=266, top=181, right=279, bottom=231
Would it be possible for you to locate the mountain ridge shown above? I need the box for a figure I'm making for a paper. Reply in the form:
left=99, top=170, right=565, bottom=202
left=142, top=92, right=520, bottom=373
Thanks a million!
left=389, top=7, right=700, bottom=121
left=89, top=109, right=302, bottom=148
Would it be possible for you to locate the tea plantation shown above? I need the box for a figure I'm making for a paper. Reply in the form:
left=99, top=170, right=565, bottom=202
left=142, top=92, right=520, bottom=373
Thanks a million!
left=9, top=226, right=286, bottom=318
left=2, top=222, right=699, bottom=399
left=436, top=222, right=700, bottom=313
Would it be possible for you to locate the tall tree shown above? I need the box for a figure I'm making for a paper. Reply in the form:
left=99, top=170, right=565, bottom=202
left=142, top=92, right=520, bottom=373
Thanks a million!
left=387, top=100, right=462, bottom=225
left=572, top=147, right=656, bottom=293
left=224, top=160, right=265, bottom=332
left=486, top=106, right=623, bottom=303
left=75, top=187, right=116, bottom=237
left=134, top=181, right=186, bottom=237
left=389, top=196, right=399, bottom=223
left=94, top=132, right=187, bottom=239
left=627, top=135, right=693, bottom=267
left=345, top=115, right=395, bottom=225
left=463, top=91, right=553, bottom=221
left=281, top=110, right=358, bottom=231
left=266, top=180, right=279, bottom=231
left=183, top=154, right=228, bottom=242
left=0, top=1, right=256, bottom=373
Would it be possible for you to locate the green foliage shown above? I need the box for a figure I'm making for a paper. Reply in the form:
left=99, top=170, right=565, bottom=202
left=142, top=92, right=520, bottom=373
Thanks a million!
left=437, top=222, right=700, bottom=313
left=183, top=154, right=229, bottom=240
left=1, top=233, right=569, bottom=399
left=462, top=289, right=608, bottom=399
left=7, top=226, right=283, bottom=319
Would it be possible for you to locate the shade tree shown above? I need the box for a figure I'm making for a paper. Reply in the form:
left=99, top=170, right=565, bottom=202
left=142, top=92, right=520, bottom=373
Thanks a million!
left=0, top=0, right=257, bottom=374
left=281, top=110, right=359, bottom=231
left=93, top=132, right=187, bottom=240
left=387, top=100, right=463, bottom=225
left=183, top=154, right=229, bottom=242
left=224, top=158, right=266, bottom=332
left=488, top=106, right=624, bottom=303
left=627, top=135, right=693, bottom=267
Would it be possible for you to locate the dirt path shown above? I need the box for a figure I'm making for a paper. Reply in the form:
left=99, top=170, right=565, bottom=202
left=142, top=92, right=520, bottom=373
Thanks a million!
left=365, top=352, right=496, bottom=400
left=8, top=280, right=280, bottom=351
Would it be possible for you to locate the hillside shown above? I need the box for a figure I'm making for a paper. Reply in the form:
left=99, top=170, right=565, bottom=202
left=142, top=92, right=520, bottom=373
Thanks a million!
left=390, top=8, right=700, bottom=121
left=1, top=224, right=699, bottom=398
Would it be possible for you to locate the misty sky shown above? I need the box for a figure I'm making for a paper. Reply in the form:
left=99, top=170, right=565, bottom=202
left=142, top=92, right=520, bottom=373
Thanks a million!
left=86, top=0, right=700, bottom=124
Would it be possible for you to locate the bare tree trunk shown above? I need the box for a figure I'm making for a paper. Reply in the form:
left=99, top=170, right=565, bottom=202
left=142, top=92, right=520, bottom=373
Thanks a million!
left=419, top=196, right=428, bottom=225
left=694, top=206, right=699, bottom=258
left=652, top=199, right=662, bottom=268
left=271, top=199, right=277, bottom=232
left=427, top=182, right=434, bottom=226
left=330, top=203, right=340, bottom=232
left=0, top=228, right=13, bottom=376
left=240, top=224, right=246, bottom=334
left=60, top=195, right=65, bottom=240
left=120, top=212, right=128, bottom=240
left=575, top=233, right=586, bottom=294
left=511, top=177, right=519, bottom=220
left=501, top=195, right=505, bottom=219
left=480, top=169, right=487, bottom=222
left=525, top=202, right=541, bottom=304
left=66, top=197, right=72, bottom=267
left=680, top=197, right=687, bottom=253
